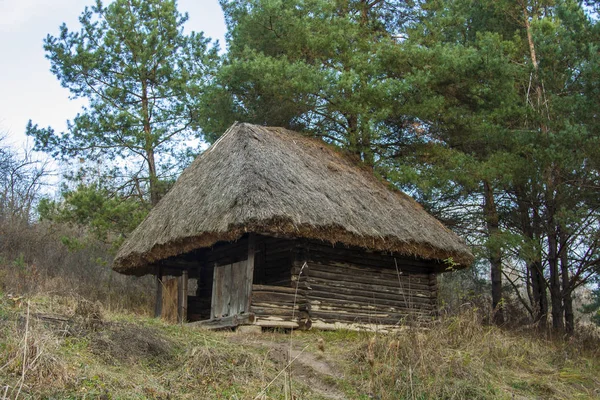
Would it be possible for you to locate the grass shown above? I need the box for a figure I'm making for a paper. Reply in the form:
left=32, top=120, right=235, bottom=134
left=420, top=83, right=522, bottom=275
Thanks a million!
left=0, top=294, right=598, bottom=399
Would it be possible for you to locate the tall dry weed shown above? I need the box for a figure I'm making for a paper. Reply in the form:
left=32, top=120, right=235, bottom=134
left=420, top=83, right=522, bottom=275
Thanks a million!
left=350, top=308, right=600, bottom=399
left=0, top=220, right=153, bottom=313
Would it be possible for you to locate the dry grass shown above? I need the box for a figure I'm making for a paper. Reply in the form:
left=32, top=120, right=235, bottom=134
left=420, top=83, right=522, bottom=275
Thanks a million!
left=0, top=220, right=154, bottom=314
left=335, top=309, right=600, bottom=399
left=0, top=295, right=598, bottom=399
left=0, top=294, right=282, bottom=399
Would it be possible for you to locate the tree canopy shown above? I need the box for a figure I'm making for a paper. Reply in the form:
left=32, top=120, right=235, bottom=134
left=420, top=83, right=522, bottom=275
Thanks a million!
left=27, top=0, right=219, bottom=206
left=208, top=0, right=600, bottom=331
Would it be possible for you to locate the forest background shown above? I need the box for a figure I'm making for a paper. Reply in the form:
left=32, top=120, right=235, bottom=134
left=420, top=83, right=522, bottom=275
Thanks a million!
left=1, top=0, right=599, bottom=336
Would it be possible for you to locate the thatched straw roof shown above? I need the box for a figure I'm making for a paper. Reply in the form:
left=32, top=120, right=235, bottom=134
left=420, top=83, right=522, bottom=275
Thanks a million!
left=114, top=122, right=473, bottom=275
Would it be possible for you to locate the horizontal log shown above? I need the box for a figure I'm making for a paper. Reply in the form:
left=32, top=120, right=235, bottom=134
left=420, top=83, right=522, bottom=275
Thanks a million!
left=310, top=311, right=432, bottom=324
left=308, top=312, right=423, bottom=326
left=309, top=307, right=400, bottom=319
left=309, top=319, right=405, bottom=332
left=308, top=295, right=433, bottom=311
left=251, top=291, right=306, bottom=304
left=293, top=269, right=435, bottom=292
left=310, top=267, right=433, bottom=288
left=252, top=284, right=304, bottom=295
left=299, top=247, right=439, bottom=273
left=310, top=302, right=431, bottom=315
left=305, top=278, right=435, bottom=300
left=308, top=291, right=433, bottom=309
left=189, top=313, right=253, bottom=330
left=306, top=286, right=436, bottom=307
left=251, top=306, right=309, bottom=319
left=302, top=261, right=433, bottom=284
left=252, top=302, right=308, bottom=311
left=309, top=318, right=429, bottom=332
left=253, top=318, right=299, bottom=329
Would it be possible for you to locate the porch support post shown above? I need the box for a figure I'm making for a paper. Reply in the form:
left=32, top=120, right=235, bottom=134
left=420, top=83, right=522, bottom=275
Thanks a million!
left=179, top=269, right=189, bottom=323
left=245, top=233, right=256, bottom=313
left=154, top=267, right=163, bottom=318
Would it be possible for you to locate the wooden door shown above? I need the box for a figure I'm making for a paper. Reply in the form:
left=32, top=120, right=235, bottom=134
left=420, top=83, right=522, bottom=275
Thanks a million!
left=211, top=261, right=252, bottom=319
left=161, top=277, right=179, bottom=323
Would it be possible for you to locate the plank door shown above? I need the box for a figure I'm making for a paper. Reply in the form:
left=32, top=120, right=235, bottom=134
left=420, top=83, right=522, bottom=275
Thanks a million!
left=211, top=261, right=252, bottom=319
left=161, top=277, right=179, bottom=323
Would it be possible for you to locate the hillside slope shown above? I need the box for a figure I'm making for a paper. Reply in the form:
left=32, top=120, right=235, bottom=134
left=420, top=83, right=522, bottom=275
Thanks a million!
left=0, top=295, right=598, bottom=399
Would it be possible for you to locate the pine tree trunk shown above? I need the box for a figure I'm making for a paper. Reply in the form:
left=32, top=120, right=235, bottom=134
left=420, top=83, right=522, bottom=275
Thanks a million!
left=141, top=79, right=160, bottom=206
left=548, top=229, right=564, bottom=331
left=530, top=260, right=548, bottom=328
left=524, top=2, right=560, bottom=332
left=559, top=232, right=574, bottom=335
left=147, top=149, right=160, bottom=206
left=483, top=180, right=504, bottom=324
left=516, top=186, right=548, bottom=328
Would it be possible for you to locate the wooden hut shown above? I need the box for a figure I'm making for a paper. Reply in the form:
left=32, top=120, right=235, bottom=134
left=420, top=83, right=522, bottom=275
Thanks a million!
left=113, top=123, right=473, bottom=330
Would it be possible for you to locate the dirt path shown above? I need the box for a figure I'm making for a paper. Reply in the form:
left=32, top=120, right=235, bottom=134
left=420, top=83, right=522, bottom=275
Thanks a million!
left=228, top=334, right=347, bottom=400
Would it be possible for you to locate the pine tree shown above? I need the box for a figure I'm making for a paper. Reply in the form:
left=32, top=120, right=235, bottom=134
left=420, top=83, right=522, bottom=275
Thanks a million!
left=27, top=0, right=219, bottom=206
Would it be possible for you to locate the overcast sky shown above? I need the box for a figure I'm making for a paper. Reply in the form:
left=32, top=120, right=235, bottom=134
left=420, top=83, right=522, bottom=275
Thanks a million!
left=0, top=0, right=227, bottom=148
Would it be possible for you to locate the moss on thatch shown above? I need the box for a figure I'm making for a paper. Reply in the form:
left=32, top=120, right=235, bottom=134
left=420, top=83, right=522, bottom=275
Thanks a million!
left=114, top=123, right=473, bottom=275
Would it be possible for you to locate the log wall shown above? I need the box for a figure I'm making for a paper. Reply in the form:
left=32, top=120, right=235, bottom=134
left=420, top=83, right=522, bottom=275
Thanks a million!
left=249, top=238, right=440, bottom=330
left=250, top=284, right=309, bottom=329
left=292, top=260, right=437, bottom=328
left=177, top=234, right=441, bottom=329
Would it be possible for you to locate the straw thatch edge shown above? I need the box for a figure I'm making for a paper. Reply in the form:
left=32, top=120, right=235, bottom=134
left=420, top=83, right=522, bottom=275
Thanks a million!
left=114, top=217, right=474, bottom=276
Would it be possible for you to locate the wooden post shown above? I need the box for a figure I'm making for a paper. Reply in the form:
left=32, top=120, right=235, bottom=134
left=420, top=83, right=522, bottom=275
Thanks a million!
left=245, top=233, right=256, bottom=313
left=154, top=267, right=163, bottom=318
left=179, top=270, right=188, bottom=323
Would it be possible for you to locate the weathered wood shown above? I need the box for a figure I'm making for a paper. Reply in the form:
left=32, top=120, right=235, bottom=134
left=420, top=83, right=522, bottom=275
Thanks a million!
left=228, top=261, right=244, bottom=315
left=251, top=306, right=309, bottom=319
left=181, top=234, right=442, bottom=330
left=309, top=311, right=429, bottom=325
left=252, top=301, right=308, bottom=311
left=306, top=283, right=434, bottom=304
left=310, top=302, right=431, bottom=316
left=246, top=233, right=256, bottom=313
left=211, top=263, right=232, bottom=318
left=309, top=319, right=411, bottom=332
left=162, top=277, right=179, bottom=323
left=154, top=268, right=163, bottom=318
left=252, top=291, right=307, bottom=304
left=202, top=238, right=249, bottom=266
left=252, top=318, right=299, bottom=329
left=301, top=272, right=433, bottom=297
left=305, top=277, right=433, bottom=298
left=189, top=313, right=253, bottom=330
left=309, top=295, right=431, bottom=311
left=298, top=261, right=435, bottom=285
left=308, top=291, right=433, bottom=309
left=179, top=270, right=188, bottom=323
left=300, top=243, right=440, bottom=273
left=293, top=272, right=435, bottom=294
left=252, top=284, right=302, bottom=295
